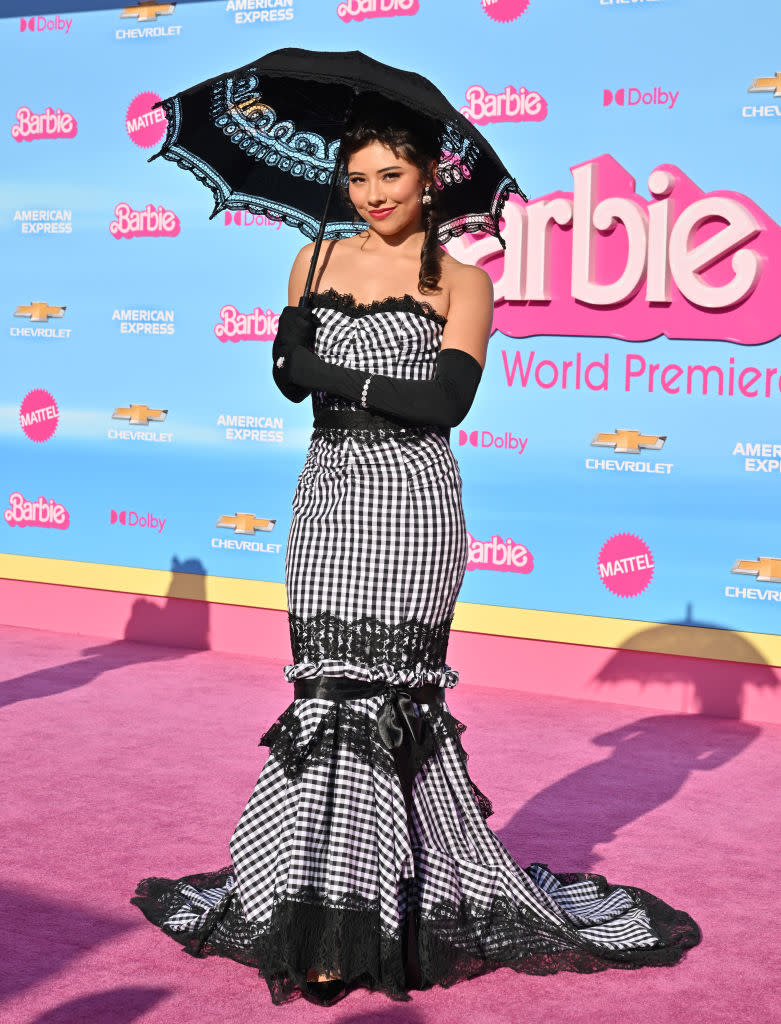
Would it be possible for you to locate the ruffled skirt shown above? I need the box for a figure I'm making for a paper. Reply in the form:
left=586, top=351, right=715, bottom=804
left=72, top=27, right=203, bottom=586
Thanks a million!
left=132, top=425, right=699, bottom=1003
left=132, top=691, right=700, bottom=1005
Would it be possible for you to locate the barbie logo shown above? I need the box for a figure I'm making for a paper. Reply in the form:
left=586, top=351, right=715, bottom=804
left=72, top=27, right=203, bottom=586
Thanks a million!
left=126, top=92, right=166, bottom=148
left=109, top=203, right=180, bottom=239
left=337, top=0, right=418, bottom=22
left=11, top=106, right=77, bottom=141
left=466, top=532, right=533, bottom=573
left=461, top=85, right=547, bottom=125
left=481, top=0, right=530, bottom=23
left=4, top=492, right=69, bottom=530
left=446, top=154, right=781, bottom=345
left=214, top=305, right=280, bottom=342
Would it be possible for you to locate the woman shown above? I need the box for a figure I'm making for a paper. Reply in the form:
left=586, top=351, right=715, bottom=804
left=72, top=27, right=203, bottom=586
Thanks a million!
left=132, top=100, right=700, bottom=1007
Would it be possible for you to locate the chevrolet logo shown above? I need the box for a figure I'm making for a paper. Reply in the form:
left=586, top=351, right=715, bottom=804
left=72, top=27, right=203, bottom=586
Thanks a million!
left=748, top=72, right=781, bottom=97
left=591, top=429, right=666, bottom=454
left=731, top=557, right=781, bottom=584
left=216, top=514, right=276, bottom=535
left=120, top=2, right=175, bottom=22
left=112, top=404, right=168, bottom=425
left=15, top=301, right=66, bottom=323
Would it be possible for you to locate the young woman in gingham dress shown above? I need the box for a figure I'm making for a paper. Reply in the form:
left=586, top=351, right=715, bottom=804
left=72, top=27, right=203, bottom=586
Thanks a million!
left=132, top=104, right=700, bottom=1006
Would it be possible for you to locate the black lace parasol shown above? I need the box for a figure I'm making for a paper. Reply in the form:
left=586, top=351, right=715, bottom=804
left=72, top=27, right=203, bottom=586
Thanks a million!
left=148, top=47, right=527, bottom=296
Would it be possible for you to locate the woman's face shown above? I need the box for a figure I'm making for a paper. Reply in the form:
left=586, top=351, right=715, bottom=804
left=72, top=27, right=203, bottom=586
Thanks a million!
left=346, top=141, right=429, bottom=236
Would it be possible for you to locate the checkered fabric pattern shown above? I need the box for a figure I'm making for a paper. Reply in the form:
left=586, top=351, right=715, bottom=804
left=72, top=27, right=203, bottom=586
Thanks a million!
left=137, top=295, right=691, bottom=993
left=229, top=295, right=662, bottom=956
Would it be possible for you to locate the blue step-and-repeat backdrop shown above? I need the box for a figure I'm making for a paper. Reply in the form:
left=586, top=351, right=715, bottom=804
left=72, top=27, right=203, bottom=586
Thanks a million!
left=2, top=0, right=780, bottom=646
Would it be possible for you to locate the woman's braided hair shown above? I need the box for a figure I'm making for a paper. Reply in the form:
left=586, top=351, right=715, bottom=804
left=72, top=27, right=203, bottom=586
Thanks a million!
left=338, top=97, right=444, bottom=295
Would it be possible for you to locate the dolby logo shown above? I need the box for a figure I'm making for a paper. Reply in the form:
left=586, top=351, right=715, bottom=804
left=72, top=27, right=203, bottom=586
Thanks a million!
left=110, top=509, right=166, bottom=533
left=603, top=87, right=679, bottom=110
left=458, top=428, right=527, bottom=454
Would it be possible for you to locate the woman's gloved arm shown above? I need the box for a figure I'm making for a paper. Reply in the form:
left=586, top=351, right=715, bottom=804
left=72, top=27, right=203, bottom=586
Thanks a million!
left=273, top=306, right=483, bottom=428
left=289, top=344, right=482, bottom=427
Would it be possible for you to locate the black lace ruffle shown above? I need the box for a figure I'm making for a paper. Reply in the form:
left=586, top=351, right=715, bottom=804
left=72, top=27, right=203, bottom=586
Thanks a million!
left=131, top=869, right=409, bottom=1006
left=259, top=694, right=494, bottom=821
left=287, top=610, right=453, bottom=678
left=310, top=287, right=447, bottom=326
left=131, top=863, right=700, bottom=1007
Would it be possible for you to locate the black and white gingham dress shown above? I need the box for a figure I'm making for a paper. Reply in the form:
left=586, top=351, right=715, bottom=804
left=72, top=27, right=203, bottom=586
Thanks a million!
left=132, top=289, right=700, bottom=1004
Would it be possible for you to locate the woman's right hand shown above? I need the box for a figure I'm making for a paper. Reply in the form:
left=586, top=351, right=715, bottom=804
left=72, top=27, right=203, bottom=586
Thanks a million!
left=273, top=305, right=319, bottom=366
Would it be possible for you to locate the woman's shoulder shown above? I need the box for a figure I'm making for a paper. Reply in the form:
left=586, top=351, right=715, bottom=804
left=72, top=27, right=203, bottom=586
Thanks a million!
left=440, top=251, right=493, bottom=306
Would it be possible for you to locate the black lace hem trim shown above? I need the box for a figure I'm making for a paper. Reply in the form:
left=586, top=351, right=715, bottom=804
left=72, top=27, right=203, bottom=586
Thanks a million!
left=259, top=696, right=494, bottom=821
left=310, top=286, right=447, bottom=326
left=131, top=866, right=700, bottom=1006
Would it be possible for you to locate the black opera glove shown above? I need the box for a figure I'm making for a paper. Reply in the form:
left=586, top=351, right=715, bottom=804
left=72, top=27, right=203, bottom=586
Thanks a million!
left=285, top=344, right=484, bottom=428
left=271, top=305, right=320, bottom=404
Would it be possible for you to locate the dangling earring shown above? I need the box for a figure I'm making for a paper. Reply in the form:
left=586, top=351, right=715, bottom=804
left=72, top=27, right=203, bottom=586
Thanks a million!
left=421, top=184, right=432, bottom=206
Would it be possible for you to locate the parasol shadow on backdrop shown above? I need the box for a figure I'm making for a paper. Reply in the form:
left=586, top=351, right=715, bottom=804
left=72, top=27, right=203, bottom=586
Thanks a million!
left=0, top=556, right=209, bottom=711
left=591, top=602, right=779, bottom=720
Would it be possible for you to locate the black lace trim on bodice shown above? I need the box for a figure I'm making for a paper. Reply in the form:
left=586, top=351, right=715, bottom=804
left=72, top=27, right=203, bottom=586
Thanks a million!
left=310, top=287, right=448, bottom=327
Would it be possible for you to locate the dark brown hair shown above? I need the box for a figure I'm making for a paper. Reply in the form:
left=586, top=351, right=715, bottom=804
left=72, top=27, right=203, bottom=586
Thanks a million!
left=338, top=98, right=443, bottom=295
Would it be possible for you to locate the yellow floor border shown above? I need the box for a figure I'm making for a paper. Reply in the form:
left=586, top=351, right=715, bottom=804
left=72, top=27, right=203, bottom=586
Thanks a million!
left=1, top=552, right=779, bottom=667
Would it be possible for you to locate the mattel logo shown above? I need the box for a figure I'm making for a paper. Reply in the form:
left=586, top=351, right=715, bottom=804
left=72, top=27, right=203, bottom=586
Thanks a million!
left=481, top=0, right=529, bottom=23
left=20, top=15, right=73, bottom=32
left=110, top=509, right=166, bottom=533
left=5, top=492, right=69, bottom=530
left=466, top=532, right=533, bottom=573
left=598, top=533, right=654, bottom=597
left=603, top=88, right=679, bottom=110
left=458, top=428, right=527, bottom=454
left=126, top=92, right=166, bottom=149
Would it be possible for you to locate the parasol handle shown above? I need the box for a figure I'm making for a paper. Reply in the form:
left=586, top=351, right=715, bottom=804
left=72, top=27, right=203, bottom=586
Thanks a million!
left=300, top=95, right=355, bottom=308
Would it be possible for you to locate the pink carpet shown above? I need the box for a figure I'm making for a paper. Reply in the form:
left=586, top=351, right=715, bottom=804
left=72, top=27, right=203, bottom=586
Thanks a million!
left=1, top=622, right=776, bottom=1024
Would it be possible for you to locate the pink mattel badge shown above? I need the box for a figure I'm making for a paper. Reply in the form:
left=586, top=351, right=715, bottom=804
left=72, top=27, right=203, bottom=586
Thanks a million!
left=19, top=389, right=59, bottom=442
left=481, top=0, right=530, bottom=23
left=126, top=92, right=166, bottom=149
left=598, top=532, right=654, bottom=597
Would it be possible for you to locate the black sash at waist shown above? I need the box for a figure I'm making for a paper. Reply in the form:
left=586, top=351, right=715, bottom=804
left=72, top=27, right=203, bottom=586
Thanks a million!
left=312, top=406, right=449, bottom=439
left=292, top=676, right=445, bottom=703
